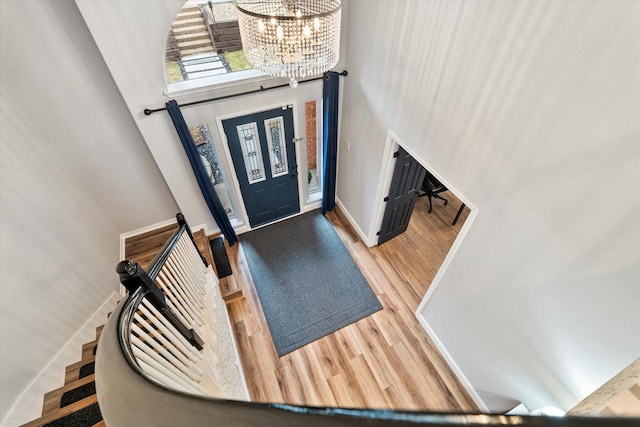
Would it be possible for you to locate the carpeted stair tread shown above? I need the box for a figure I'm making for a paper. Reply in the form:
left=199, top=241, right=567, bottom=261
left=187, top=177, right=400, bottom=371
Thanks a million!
left=65, top=356, right=95, bottom=373
left=65, top=357, right=95, bottom=385
left=22, top=317, right=109, bottom=426
left=210, top=237, right=232, bottom=278
left=60, top=381, right=96, bottom=408
left=21, top=395, right=99, bottom=427
left=42, top=402, right=102, bottom=427
left=79, top=362, right=95, bottom=379
left=42, top=375, right=95, bottom=415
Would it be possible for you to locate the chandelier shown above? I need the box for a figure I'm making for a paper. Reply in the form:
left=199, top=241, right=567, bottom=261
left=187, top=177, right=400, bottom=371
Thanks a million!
left=235, top=0, right=341, bottom=87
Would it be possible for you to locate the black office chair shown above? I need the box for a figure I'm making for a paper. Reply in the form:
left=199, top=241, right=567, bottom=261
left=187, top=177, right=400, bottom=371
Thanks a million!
left=418, top=171, right=448, bottom=213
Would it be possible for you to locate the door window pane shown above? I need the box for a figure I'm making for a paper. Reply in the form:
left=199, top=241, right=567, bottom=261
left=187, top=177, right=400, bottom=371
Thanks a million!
left=236, top=122, right=266, bottom=184
left=264, top=117, right=289, bottom=178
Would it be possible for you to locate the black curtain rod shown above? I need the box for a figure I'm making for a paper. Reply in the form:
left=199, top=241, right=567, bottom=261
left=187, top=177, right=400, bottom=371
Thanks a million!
left=144, top=70, right=348, bottom=116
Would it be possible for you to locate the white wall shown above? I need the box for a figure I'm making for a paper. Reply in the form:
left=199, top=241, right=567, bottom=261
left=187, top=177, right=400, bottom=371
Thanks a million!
left=340, top=0, right=640, bottom=411
left=75, top=0, right=348, bottom=233
left=0, top=88, right=120, bottom=425
left=1, top=0, right=178, bottom=233
left=21, top=0, right=639, bottom=416
left=0, top=0, right=179, bottom=423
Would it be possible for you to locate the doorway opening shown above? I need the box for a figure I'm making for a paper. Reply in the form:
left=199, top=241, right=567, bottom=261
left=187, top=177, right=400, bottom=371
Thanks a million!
left=371, top=132, right=474, bottom=298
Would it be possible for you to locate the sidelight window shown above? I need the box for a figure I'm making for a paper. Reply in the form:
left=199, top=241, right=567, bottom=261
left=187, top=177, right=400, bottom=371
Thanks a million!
left=189, top=124, right=236, bottom=218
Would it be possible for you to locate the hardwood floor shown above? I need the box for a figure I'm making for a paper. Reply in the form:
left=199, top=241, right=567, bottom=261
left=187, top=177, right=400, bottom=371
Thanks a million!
left=223, top=194, right=474, bottom=412
left=124, top=223, right=179, bottom=270
left=124, top=224, right=214, bottom=270
left=373, top=193, right=470, bottom=299
left=124, top=192, right=476, bottom=413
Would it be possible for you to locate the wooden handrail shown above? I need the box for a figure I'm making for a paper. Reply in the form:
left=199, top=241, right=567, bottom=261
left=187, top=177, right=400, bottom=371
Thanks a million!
left=101, top=214, right=637, bottom=426
left=97, top=297, right=634, bottom=427
left=114, top=212, right=209, bottom=350
left=147, top=213, right=208, bottom=280
left=116, top=259, right=204, bottom=351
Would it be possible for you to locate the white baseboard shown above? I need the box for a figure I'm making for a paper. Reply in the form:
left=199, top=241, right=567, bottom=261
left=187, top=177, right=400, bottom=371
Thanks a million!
left=335, top=198, right=373, bottom=246
left=234, top=224, right=252, bottom=236
left=1, top=292, right=120, bottom=427
left=190, top=222, right=218, bottom=238
left=119, top=217, right=177, bottom=261
left=334, top=195, right=488, bottom=411
left=415, top=313, right=489, bottom=413
left=303, top=200, right=322, bottom=213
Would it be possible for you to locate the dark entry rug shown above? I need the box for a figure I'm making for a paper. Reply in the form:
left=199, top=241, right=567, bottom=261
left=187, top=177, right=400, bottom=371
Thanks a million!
left=241, top=210, right=382, bottom=356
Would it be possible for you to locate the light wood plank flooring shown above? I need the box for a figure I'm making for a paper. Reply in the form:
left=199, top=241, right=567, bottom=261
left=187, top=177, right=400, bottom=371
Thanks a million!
left=223, top=194, right=474, bottom=412
left=124, top=192, right=475, bottom=413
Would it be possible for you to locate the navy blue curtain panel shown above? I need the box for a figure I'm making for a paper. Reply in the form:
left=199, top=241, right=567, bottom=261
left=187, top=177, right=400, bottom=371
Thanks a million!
left=166, top=100, right=238, bottom=246
left=322, top=71, right=340, bottom=215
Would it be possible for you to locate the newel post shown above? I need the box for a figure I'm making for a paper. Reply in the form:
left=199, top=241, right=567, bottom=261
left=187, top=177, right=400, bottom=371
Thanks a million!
left=116, top=260, right=204, bottom=350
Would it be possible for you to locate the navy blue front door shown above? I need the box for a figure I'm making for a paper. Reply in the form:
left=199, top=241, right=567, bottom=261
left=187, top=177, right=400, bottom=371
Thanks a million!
left=223, top=106, right=300, bottom=228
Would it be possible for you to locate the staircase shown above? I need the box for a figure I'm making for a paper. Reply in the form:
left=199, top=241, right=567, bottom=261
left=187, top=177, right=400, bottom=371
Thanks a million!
left=172, top=5, right=215, bottom=58
left=19, top=216, right=241, bottom=427
left=20, top=325, right=106, bottom=427
left=166, top=4, right=230, bottom=80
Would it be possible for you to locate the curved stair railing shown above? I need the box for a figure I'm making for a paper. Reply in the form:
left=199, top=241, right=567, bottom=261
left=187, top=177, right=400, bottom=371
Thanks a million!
left=95, top=214, right=633, bottom=427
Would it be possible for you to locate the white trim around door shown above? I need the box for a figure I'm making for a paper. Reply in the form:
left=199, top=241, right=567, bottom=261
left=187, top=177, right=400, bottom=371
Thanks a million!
left=215, top=101, right=302, bottom=232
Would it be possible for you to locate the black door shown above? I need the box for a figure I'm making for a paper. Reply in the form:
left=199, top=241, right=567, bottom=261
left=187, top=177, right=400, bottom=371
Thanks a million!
left=223, top=106, right=300, bottom=228
left=377, top=146, right=426, bottom=245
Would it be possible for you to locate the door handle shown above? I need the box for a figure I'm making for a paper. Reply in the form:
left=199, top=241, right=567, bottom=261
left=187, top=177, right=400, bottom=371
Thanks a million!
left=290, top=172, right=298, bottom=178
